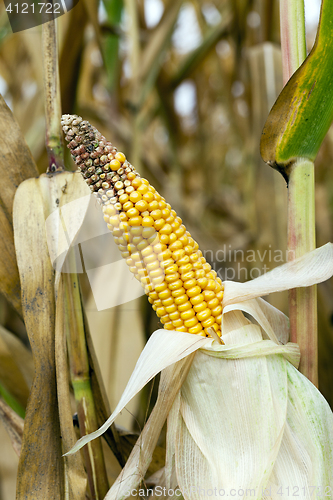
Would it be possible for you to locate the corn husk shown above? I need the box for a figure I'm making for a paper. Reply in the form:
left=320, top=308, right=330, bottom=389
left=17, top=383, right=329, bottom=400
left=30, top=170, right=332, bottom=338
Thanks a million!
left=65, top=243, right=333, bottom=499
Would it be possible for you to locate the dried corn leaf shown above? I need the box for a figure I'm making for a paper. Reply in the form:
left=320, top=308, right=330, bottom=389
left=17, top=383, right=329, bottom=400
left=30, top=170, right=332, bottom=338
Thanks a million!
left=13, top=171, right=89, bottom=499
left=14, top=176, right=64, bottom=499
left=0, top=95, right=38, bottom=314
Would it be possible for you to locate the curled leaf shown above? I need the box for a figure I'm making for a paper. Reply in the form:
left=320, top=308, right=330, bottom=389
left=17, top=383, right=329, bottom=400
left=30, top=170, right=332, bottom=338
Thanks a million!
left=261, top=0, right=333, bottom=177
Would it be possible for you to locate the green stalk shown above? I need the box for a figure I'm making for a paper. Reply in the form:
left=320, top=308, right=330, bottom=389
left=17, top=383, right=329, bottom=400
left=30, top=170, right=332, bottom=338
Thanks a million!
left=63, top=251, right=109, bottom=499
left=279, top=0, right=306, bottom=84
left=280, top=2, right=318, bottom=384
left=287, top=160, right=317, bottom=385
left=42, top=5, right=64, bottom=173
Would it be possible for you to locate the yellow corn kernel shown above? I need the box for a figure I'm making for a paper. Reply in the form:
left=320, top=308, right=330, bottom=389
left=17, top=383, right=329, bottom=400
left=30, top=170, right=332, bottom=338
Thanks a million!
left=136, top=200, right=149, bottom=212
left=184, top=316, right=198, bottom=328
left=193, top=301, right=207, bottom=313
left=165, top=264, right=178, bottom=275
left=160, top=258, right=174, bottom=269
left=179, top=263, right=192, bottom=274
left=186, top=286, right=201, bottom=298
left=165, top=304, right=177, bottom=314
left=177, top=255, right=190, bottom=266
left=197, top=277, right=208, bottom=289
left=165, top=273, right=180, bottom=283
left=172, top=319, right=184, bottom=328
left=157, top=249, right=172, bottom=261
left=178, top=301, right=192, bottom=313
left=169, top=233, right=177, bottom=245
left=150, top=268, right=164, bottom=279
left=207, top=298, right=219, bottom=309
left=174, top=294, right=188, bottom=306
left=164, top=322, right=174, bottom=330
left=154, top=218, right=165, bottom=231
left=160, top=313, right=169, bottom=324
left=160, top=223, right=172, bottom=235
left=195, top=269, right=206, bottom=279
left=183, top=278, right=197, bottom=290
left=197, top=308, right=212, bottom=322
left=162, top=297, right=174, bottom=307
left=175, top=326, right=187, bottom=332
left=110, top=159, right=121, bottom=170
left=156, top=307, right=166, bottom=317
left=180, top=309, right=195, bottom=321
left=181, top=271, right=195, bottom=281
left=149, top=291, right=158, bottom=301
left=151, top=209, right=163, bottom=220
left=211, top=305, right=222, bottom=317
left=128, top=216, right=143, bottom=226
left=202, top=290, right=215, bottom=302
left=188, top=323, right=203, bottom=334
left=202, top=316, right=215, bottom=329
left=137, top=240, right=149, bottom=252
left=159, top=288, right=171, bottom=300
left=168, top=279, right=183, bottom=291
left=169, top=311, right=180, bottom=321
left=155, top=282, right=168, bottom=293
left=190, top=293, right=204, bottom=305
left=173, top=249, right=186, bottom=262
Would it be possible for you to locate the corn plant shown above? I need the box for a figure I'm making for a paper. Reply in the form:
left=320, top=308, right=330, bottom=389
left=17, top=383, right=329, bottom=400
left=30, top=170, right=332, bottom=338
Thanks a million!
left=1, top=0, right=333, bottom=499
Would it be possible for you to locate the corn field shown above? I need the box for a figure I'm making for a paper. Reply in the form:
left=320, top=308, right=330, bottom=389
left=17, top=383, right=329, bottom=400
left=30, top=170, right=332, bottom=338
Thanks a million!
left=0, top=0, right=333, bottom=498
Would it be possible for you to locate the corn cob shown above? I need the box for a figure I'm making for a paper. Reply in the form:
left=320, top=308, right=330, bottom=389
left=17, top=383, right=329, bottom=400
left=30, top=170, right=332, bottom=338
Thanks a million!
left=61, top=114, right=223, bottom=337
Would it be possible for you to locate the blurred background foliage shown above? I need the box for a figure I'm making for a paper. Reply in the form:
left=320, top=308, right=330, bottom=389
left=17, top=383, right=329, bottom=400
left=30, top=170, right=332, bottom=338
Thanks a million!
left=0, top=0, right=333, bottom=497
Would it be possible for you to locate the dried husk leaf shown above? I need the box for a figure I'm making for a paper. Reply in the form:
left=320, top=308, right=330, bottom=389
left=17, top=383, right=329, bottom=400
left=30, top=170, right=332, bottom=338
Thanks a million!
left=13, top=172, right=89, bottom=499
left=64, top=330, right=210, bottom=456
left=167, top=323, right=333, bottom=499
left=171, top=326, right=288, bottom=499
left=104, top=356, right=194, bottom=500
left=223, top=297, right=289, bottom=344
left=0, top=95, right=39, bottom=314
